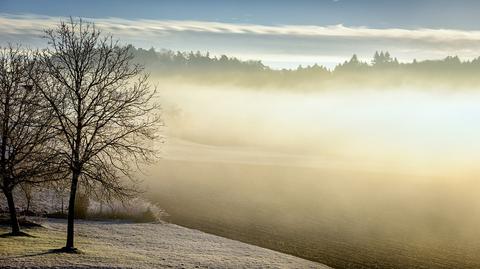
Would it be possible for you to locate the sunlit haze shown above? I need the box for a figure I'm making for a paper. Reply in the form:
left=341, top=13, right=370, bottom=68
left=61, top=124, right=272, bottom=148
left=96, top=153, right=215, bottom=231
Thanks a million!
left=2, top=1, right=480, bottom=269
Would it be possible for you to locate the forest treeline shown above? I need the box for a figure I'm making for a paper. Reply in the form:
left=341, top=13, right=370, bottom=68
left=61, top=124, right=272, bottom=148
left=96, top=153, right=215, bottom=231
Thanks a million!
left=130, top=46, right=480, bottom=88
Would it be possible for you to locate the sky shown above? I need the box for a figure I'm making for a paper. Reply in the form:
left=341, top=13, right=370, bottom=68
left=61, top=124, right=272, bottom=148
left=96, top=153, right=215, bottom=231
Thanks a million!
left=2, top=0, right=480, bottom=68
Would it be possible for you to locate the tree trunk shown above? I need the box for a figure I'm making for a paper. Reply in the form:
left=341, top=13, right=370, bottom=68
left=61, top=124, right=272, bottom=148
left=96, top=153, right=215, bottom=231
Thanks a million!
left=65, top=171, right=79, bottom=250
left=25, top=196, right=31, bottom=214
left=4, top=188, right=20, bottom=235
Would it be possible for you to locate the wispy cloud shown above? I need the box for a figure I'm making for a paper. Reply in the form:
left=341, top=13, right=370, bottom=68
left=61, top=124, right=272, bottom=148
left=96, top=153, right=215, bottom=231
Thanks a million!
left=3, top=13, right=480, bottom=41
left=2, top=13, right=480, bottom=68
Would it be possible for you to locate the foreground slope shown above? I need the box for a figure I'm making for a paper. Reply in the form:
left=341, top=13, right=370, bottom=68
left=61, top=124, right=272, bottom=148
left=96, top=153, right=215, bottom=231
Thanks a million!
left=0, top=219, right=327, bottom=269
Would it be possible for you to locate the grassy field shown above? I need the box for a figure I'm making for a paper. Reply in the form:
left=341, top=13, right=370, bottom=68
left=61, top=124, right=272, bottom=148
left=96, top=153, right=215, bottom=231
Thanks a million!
left=0, top=221, right=126, bottom=268
left=0, top=219, right=325, bottom=268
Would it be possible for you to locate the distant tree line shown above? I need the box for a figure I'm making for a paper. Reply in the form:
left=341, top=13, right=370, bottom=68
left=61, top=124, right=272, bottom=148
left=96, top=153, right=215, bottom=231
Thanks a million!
left=335, top=51, right=480, bottom=74
left=129, top=46, right=267, bottom=73
left=129, top=47, right=480, bottom=88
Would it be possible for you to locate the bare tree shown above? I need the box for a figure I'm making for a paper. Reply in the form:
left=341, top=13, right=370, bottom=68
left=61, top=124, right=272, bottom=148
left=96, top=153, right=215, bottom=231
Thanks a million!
left=32, top=19, right=160, bottom=251
left=0, top=45, right=61, bottom=235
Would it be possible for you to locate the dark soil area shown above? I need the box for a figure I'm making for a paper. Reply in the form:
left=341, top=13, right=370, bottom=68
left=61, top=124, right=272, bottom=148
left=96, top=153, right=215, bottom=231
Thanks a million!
left=156, top=199, right=479, bottom=269
left=148, top=161, right=480, bottom=269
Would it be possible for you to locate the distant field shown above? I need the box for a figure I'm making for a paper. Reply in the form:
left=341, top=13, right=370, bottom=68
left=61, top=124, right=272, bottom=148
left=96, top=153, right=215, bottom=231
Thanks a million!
left=148, top=160, right=480, bottom=269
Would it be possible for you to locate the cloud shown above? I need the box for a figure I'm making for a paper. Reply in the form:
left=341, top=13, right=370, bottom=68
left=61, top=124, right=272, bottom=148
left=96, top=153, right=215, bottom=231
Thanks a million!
left=2, top=13, right=480, bottom=68
left=3, top=13, right=480, bottom=42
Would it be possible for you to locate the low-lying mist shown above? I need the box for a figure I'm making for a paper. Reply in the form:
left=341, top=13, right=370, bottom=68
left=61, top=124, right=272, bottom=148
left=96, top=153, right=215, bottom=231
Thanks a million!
left=143, top=81, right=480, bottom=268
left=157, top=83, right=480, bottom=175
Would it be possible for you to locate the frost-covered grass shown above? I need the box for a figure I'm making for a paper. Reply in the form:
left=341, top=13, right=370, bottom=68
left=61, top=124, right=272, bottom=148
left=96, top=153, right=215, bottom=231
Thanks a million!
left=87, top=198, right=168, bottom=223
left=0, top=219, right=327, bottom=269
left=0, top=187, right=167, bottom=223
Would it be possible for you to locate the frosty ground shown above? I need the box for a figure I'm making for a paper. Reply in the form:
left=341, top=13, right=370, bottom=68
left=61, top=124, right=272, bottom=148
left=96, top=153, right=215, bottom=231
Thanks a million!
left=0, top=219, right=327, bottom=269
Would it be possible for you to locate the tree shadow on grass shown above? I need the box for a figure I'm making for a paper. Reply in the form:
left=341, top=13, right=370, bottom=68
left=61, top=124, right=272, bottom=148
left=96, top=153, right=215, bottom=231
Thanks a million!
left=0, top=231, right=34, bottom=237
left=0, top=250, right=53, bottom=260
left=0, top=248, right=83, bottom=261
left=49, top=247, right=83, bottom=254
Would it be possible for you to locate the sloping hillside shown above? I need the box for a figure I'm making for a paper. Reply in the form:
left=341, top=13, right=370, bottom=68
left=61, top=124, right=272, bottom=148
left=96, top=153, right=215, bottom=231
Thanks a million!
left=0, top=219, right=328, bottom=269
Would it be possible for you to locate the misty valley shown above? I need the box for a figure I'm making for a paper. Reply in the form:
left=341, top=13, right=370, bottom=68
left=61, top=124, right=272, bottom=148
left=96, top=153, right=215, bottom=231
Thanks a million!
left=144, top=85, right=480, bottom=269
left=3, top=2, right=480, bottom=269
